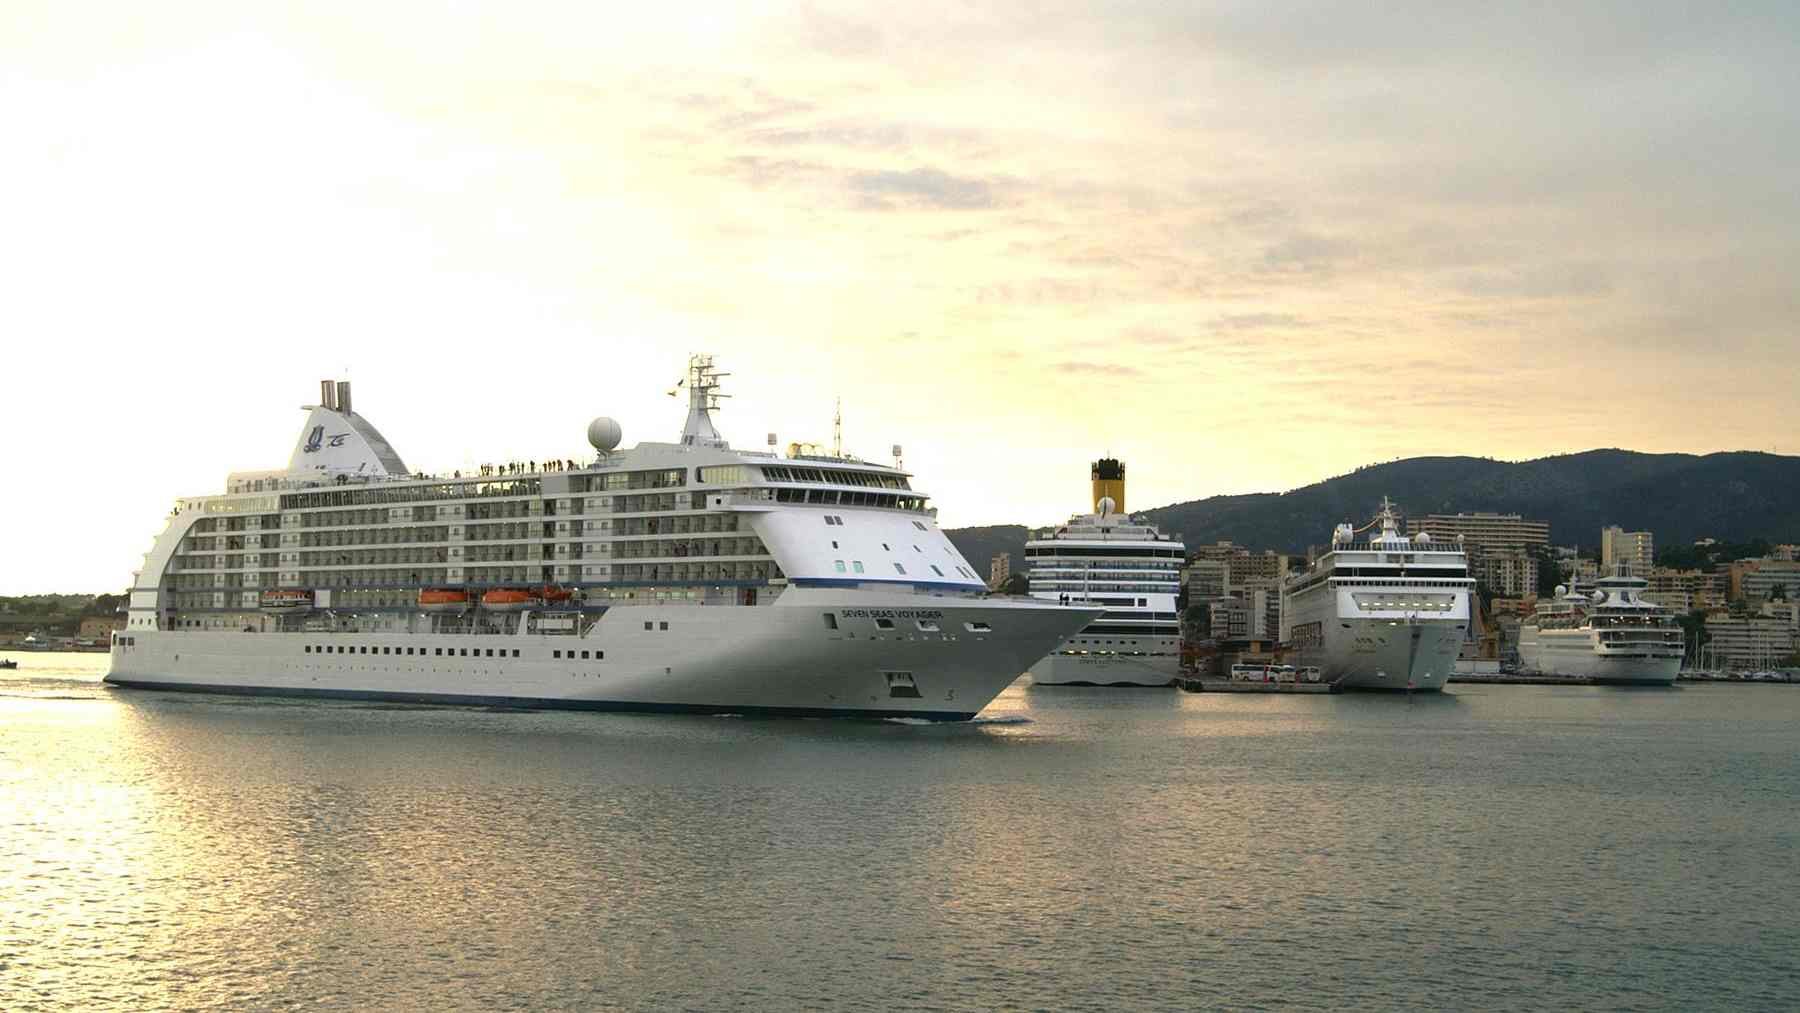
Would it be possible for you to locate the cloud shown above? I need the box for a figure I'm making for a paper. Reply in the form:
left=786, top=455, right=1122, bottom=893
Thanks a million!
left=846, top=167, right=999, bottom=211
left=1049, top=361, right=1143, bottom=378
left=1258, top=232, right=1358, bottom=276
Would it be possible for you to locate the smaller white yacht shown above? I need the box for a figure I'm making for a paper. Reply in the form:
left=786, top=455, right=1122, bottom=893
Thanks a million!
left=1516, top=567, right=1683, bottom=685
left=1025, top=459, right=1185, bottom=687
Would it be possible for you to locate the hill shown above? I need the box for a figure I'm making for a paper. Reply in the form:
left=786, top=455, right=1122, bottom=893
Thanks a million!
left=947, top=450, right=1800, bottom=561
left=942, top=525, right=1030, bottom=582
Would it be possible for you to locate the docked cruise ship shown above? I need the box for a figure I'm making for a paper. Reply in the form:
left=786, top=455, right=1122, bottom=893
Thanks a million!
left=1024, top=459, right=1185, bottom=687
left=105, top=357, right=1099, bottom=720
left=1279, top=499, right=1472, bottom=691
left=1516, top=568, right=1683, bottom=685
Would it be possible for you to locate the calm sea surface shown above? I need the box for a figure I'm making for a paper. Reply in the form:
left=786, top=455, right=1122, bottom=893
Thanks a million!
left=3, top=652, right=1797, bottom=1011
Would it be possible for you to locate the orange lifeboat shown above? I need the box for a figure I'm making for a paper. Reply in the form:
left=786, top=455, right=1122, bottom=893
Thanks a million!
left=538, top=586, right=574, bottom=604
left=418, top=589, right=471, bottom=614
left=480, top=588, right=539, bottom=611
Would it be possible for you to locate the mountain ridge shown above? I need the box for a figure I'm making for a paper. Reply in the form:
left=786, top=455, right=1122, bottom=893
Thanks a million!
left=944, top=449, right=1800, bottom=570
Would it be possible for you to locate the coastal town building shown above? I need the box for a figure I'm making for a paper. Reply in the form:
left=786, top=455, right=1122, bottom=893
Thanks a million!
left=1703, top=614, right=1797, bottom=669
left=1405, top=512, right=1546, bottom=597
left=1472, top=552, right=1539, bottom=598
left=1406, top=512, right=1550, bottom=556
left=1207, top=579, right=1280, bottom=647
left=77, top=615, right=125, bottom=641
left=989, top=552, right=1010, bottom=591
left=1181, top=559, right=1230, bottom=600
left=1645, top=568, right=1728, bottom=612
left=1729, top=558, right=1800, bottom=604
left=1601, top=526, right=1655, bottom=577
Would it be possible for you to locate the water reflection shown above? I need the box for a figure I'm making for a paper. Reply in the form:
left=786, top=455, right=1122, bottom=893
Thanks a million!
left=2, top=657, right=1797, bottom=1008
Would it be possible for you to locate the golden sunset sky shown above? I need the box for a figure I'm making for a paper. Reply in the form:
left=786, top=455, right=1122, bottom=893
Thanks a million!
left=2, top=2, right=1796, bottom=592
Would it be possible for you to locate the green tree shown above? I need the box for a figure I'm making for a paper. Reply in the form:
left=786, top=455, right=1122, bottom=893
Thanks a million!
left=1771, top=583, right=1788, bottom=601
left=1677, top=610, right=1712, bottom=656
left=999, top=572, right=1030, bottom=596
left=1532, top=545, right=1564, bottom=598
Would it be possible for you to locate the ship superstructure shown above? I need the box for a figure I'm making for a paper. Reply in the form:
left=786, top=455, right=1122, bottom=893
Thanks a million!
left=1023, top=459, right=1184, bottom=686
left=1516, top=568, right=1683, bottom=685
left=106, top=357, right=1098, bottom=719
left=1279, top=498, right=1472, bottom=691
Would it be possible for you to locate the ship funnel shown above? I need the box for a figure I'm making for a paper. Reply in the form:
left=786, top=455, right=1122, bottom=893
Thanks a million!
left=336, top=380, right=352, bottom=416
left=320, top=380, right=337, bottom=411
left=1091, top=457, right=1125, bottom=514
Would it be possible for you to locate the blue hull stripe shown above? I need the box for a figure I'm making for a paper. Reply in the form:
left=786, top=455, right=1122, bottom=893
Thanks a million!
left=102, top=677, right=977, bottom=722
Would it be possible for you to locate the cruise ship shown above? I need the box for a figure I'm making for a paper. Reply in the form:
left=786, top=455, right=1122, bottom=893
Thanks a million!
left=1023, top=459, right=1185, bottom=687
left=1279, top=499, right=1472, bottom=691
left=1516, top=568, right=1683, bottom=685
left=105, top=357, right=1100, bottom=720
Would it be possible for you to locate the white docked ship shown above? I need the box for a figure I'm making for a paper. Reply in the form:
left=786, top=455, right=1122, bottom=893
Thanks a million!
left=1516, top=568, right=1683, bottom=685
left=1024, top=459, right=1185, bottom=687
left=105, top=356, right=1099, bottom=720
left=1279, top=499, right=1472, bottom=691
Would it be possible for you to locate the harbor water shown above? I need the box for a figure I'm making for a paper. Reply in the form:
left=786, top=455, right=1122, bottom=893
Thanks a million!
left=3, top=653, right=1797, bottom=1010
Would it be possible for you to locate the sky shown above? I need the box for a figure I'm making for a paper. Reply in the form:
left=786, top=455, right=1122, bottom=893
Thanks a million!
left=2, top=2, right=1798, bottom=593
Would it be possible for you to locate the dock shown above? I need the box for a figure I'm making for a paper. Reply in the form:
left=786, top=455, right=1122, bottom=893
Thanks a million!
left=1179, top=677, right=1337, bottom=694
left=1448, top=674, right=1596, bottom=686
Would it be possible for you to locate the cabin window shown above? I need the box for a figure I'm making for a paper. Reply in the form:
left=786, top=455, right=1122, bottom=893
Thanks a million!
left=554, top=650, right=562, bottom=659
left=894, top=563, right=907, bottom=575
left=965, top=621, right=992, bottom=633
left=644, top=621, right=653, bottom=630
left=822, top=613, right=838, bottom=630
left=580, top=650, right=590, bottom=659
left=930, top=565, right=944, bottom=576
left=875, top=618, right=896, bottom=630
left=512, top=649, right=520, bottom=658
left=916, top=620, right=939, bottom=632
left=853, top=561, right=865, bottom=574
left=304, top=645, right=311, bottom=653
left=835, top=560, right=847, bottom=573
left=659, top=621, right=669, bottom=631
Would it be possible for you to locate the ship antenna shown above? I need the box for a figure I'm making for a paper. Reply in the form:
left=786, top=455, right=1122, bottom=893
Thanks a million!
left=679, top=353, right=731, bottom=448
left=833, top=397, right=842, bottom=458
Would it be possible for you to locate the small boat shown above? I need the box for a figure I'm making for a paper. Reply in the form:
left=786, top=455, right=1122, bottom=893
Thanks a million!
left=0, top=659, right=17, bottom=670
left=538, top=586, right=574, bottom=604
left=418, top=588, right=472, bottom=613
left=259, top=589, right=315, bottom=613
left=480, top=588, right=539, bottom=611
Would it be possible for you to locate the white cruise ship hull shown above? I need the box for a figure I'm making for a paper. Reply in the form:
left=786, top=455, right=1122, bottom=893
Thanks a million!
left=1516, top=628, right=1681, bottom=686
left=1028, top=644, right=1180, bottom=687
left=1288, top=618, right=1461, bottom=691
left=106, top=588, right=1099, bottom=721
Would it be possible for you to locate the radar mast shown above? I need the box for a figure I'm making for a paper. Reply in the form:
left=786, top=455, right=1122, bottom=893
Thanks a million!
left=677, top=353, right=731, bottom=448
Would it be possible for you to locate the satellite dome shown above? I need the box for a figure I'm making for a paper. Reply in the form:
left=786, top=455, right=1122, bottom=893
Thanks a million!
left=587, top=416, right=622, bottom=452
left=1097, top=495, right=1116, bottom=517
left=1414, top=531, right=1431, bottom=543
left=1555, top=584, right=1567, bottom=597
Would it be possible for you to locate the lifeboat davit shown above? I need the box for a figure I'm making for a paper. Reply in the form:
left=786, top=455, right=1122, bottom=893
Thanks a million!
left=418, top=589, right=471, bottom=613
left=480, top=588, right=539, bottom=611
left=259, top=589, right=314, bottom=613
